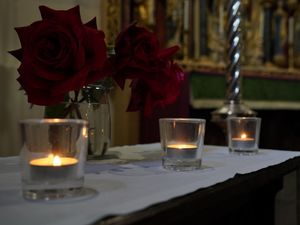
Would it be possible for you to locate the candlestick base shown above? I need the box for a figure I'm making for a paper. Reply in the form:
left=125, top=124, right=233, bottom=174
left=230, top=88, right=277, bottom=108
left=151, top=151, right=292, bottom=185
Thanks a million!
left=211, top=101, right=257, bottom=126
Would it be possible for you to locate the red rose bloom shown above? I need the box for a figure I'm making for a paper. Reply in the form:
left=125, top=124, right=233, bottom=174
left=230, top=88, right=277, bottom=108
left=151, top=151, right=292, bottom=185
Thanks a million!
left=112, top=23, right=180, bottom=89
left=112, top=23, right=184, bottom=116
left=10, top=6, right=108, bottom=105
left=127, top=61, right=184, bottom=117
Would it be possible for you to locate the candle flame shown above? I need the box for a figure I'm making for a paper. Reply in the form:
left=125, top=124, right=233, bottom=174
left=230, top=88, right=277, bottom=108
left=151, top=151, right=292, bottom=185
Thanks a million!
left=241, top=133, right=247, bottom=139
left=52, top=155, right=62, bottom=166
left=168, top=144, right=197, bottom=149
left=30, top=154, right=78, bottom=167
left=82, top=127, right=88, bottom=138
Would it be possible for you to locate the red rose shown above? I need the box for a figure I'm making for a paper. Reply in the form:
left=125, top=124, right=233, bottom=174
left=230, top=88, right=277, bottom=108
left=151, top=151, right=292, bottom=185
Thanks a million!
left=112, top=23, right=184, bottom=116
left=10, top=6, right=108, bottom=105
left=127, top=61, right=185, bottom=117
left=112, top=23, right=180, bottom=89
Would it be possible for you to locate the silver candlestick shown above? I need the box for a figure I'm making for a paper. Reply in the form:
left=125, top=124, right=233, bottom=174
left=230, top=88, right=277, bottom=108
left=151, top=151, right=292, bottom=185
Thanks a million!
left=211, top=0, right=256, bottom=125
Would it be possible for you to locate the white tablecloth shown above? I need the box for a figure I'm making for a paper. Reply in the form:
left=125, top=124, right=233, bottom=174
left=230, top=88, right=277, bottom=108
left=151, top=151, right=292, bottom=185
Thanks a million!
left=1, top=144, right=300, bottom=225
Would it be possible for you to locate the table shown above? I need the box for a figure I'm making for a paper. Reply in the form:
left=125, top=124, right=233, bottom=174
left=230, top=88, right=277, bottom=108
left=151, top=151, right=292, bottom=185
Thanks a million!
left=1, top=144, right=300, bottom=225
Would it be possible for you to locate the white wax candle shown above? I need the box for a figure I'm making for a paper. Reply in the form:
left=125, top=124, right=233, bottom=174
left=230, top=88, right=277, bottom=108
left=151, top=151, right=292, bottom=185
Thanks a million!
left=231, top=133, right=256, bottom=149
left=166, top=143, right=198, bottom=159
left=30, top=155, right=78, bottom=166
left=29, top=154, right=78, bottom=181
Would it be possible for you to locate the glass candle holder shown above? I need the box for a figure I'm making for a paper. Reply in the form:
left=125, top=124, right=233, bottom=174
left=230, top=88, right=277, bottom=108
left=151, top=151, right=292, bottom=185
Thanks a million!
left=227, top=117, right=261, bottom=155
left=19, top=119, right=89, bottom=200
left=159, top=118, right=206, bottom=171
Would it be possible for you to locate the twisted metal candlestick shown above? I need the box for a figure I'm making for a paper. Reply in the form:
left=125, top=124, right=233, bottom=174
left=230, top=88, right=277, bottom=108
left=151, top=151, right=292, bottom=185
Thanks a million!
left=211, top=0, right=256, bottom=124
left=226, top=0, right=242, bottom=103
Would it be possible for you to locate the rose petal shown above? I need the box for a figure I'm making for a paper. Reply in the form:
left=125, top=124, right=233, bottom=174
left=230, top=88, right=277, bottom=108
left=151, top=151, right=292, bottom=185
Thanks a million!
left=157, top=46, right=180, bottom=59
left=8, top=49, right=23, bottom=61
left=39, top=5, right=82, bottom=26
left=29, top=23, right=77, bottom=69
left=15, top=26, right=33, bottom=48
left=49, top=67, right=89, bottom=95
left=86, top=61, right=113, bottom=85
left=26, top=88, right=65, bottom=105
left=84, top=27, right=106, bottom=69
left=85, top=18, right=97, bottom=29
left=19, top=56, right=67, bottom=81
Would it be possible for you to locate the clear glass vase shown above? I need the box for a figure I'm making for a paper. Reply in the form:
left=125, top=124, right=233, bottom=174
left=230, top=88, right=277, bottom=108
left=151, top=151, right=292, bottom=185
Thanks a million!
left=44, top=84, right=112, bottom=160
left=81, top=85, right=111, bottom=159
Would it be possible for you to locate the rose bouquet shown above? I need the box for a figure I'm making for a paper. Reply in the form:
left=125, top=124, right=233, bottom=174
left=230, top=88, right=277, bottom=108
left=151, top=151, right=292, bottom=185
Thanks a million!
left=10, top=5, right=184, bottom=117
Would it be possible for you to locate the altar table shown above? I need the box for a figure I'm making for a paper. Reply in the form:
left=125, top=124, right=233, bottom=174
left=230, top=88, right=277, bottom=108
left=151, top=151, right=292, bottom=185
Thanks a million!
left=1, top=144, right=300, bottom=225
